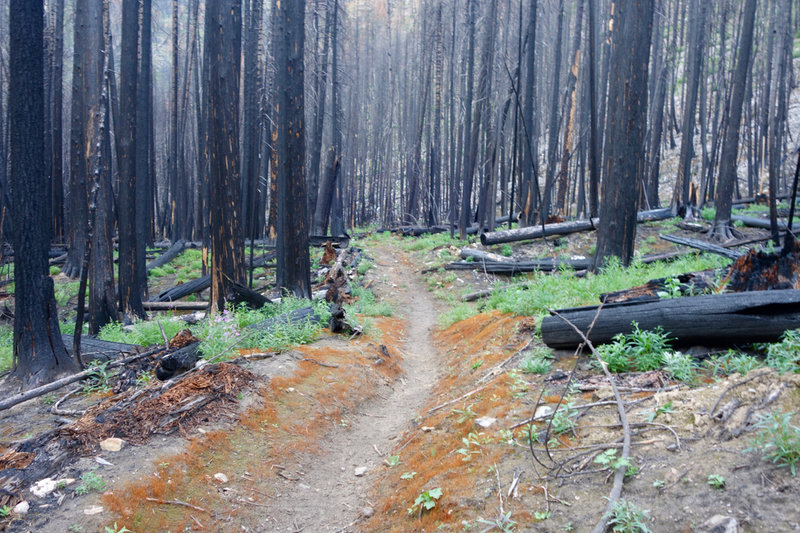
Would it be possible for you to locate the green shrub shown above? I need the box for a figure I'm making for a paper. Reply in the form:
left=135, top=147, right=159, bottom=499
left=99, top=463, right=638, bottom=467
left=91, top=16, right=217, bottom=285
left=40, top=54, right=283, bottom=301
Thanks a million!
left=0, top=324, right=13, bottom=373
left=750, top=410, right=800, bottom=476
left=606, top=499, right=652, bottom=533
left=438, top=303, right=478, bottom=328
left=763, top=329, right=800, bottom=373
left=347, top=285, right=393, bottom=317
left=705, top=350, right=764, bottom=377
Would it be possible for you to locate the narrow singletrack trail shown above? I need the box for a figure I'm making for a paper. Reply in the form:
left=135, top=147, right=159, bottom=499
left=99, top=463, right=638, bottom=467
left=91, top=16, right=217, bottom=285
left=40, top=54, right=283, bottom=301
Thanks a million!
left=261, top=249, right=442, bottom=532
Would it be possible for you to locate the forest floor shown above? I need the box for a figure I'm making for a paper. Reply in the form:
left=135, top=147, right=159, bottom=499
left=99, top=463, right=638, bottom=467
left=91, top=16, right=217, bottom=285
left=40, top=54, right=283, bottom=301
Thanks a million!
left=1, top=222, right=800, bottom=532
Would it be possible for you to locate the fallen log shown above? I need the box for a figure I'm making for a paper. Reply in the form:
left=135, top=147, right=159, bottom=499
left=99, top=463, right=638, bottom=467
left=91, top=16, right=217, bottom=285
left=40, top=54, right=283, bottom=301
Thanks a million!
left=152, top=276, right=211, bottom=302
left=146, top=239, right=186, bottom=273
left=480, top=208, right=673, bottom=246
left=460, top=248, right=515, bottom=263
left=541, top=289, right=800, bottom=349
left=61, top=335, right=139, bottom=363
left=730, top=214, right=800, bottom=232
left=446, top=257, right=592, bottom=274
left=309, top=235, right=350, bottom=248
left=658, top=234, right=745, bottom=260
left=143, top=301, right=210, bottom=312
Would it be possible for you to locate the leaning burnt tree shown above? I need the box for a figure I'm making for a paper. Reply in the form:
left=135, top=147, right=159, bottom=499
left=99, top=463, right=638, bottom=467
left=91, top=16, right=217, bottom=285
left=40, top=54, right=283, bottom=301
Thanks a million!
left=205, top=0, right=245, bottom=312
left=593, top=0, right=654, bottom=269
left=9, top=0, right=77, bottom=387
left=274, top=0, right=311, bottom=298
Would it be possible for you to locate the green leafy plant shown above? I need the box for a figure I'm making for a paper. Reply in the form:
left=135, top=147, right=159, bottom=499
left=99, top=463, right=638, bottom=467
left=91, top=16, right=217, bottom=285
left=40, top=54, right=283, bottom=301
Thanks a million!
left=499, top=244, right=513, bottom=257
left=707, top=474, right=726, bottom=489
left=750, top=410, right=800, bottom=475
left=385, top=454, right=400, bottom=467
left=408, top=487, right=443, bottom=516
left=400, top=471, right=416, bottom=480
left=550, top=403, right=577, bottom=435
left=0, top=505, right=11, bottom=518
left=534, top=510, right=551, bottom=520
left=594, top=448, right=634, bottom=473
left=476, top=511, right=517, bottom=531
left=471, top=360, right=483, bottom=370
left=606, top=499, right=652, bottom=533
left=657, top=276, right=683, bottom=299
left=346, top=285, right=393, bottom=317
left=705, top=350, right=764, bottom=377
left=81, top=361, right=114, bottom=395
left=519, top=355, right=552, bottom=374
left=646, top=401, right=674, bottom=423
left=453, top=404, right=477, bottom=424
left=662, top=351, right=696, bottom=382
left=652, top=479, right=665, bottom=489
left=596, top=323, right=672, bottom=373
left=104, top=524, right=131, bottom=533
left=74, top=470, right=107, bottom=495
left=762, top=329, right=800, bottom=373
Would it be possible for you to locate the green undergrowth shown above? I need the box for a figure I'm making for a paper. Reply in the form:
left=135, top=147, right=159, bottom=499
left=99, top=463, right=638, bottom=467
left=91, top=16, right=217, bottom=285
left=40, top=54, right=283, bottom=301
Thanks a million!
left=97, top=297, right=332, bottom=362
left=484, top=254, right=729, bottom=321
left=0, top=324, right=12, bottom=373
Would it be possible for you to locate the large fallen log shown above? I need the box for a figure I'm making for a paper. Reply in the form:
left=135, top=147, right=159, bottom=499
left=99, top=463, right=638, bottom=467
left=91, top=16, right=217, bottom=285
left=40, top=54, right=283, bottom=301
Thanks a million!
left=152, top=276, right=211, bottom=302
left=658, top=234, right=745, bottom=260
left=459, top=248, right=516, bottom=263
left=446, top=257, right=592, bottom=274
left=146, top=239, right=186, bottom=273
left=731, top=214, right=800, bottom=232
left=480, top=208, right=673, bottom=245
left=62, top=335, right=139, bottom=362
left=541, top=289, right=800, bottom=349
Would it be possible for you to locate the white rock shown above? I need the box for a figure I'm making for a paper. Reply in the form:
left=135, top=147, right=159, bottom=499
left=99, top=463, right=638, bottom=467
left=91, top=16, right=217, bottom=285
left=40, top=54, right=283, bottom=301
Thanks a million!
left=95, top=457, right=114, bottom=467
left=534, top=405, right=554, bottom=419
left=83, top=505, right=104, bottom=515
left=30, top=478, right=58, bottom=498
left=475, top=416, right=496, bottom=428
left=362, top=507, right=375, bottom=518
left=699, top=515, right=738, bottom=533
left=100, top=438, right=125, bottom=452
left=354, top=466, right=368, bottom=477
left=12, top=501, right=29, bottom=515
left=213, top=473, right=229, bottom=484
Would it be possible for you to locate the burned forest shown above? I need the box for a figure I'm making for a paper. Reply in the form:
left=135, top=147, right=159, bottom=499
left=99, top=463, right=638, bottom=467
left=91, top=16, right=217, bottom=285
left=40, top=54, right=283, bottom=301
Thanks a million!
left=0, top=0, right=800, bottom=531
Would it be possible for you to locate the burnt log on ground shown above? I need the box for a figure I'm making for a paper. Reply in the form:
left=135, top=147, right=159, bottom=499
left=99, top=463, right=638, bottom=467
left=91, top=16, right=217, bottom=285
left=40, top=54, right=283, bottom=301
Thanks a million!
left=460, top=248, right=516, bottom=263
left=309, top=235, right=350, bottom=248
left=599, top=269, right=720, bottom=304
left=445, top=257, right=592, bottom=274
left=541, top=289, right=800, bottom=349
left=146, top=239, right=186, bottom=273
left=62, top=335, right=139, bottom=363
left=480, top=208, right=673, bottom=246
left=659, top=234, right=745, bottom=260
left=730, top=214, right=800, bottom=232
left=143, top=301, right=210, bottom=311
left=152, top=276, right=211, bottom=302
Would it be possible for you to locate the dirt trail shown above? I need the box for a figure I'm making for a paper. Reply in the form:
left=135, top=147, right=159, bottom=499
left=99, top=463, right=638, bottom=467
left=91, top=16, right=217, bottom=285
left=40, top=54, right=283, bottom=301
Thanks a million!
left=262, top=252, right=441, bottom=531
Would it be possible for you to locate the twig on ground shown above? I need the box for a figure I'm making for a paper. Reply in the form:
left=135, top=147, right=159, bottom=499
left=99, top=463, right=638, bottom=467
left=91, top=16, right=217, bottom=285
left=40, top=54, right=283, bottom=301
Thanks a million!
left=145, top=497, right=206, bottom=513
left=709, top=369, right=773, bottom=418
left=547, top=309, right=632, bottom=533
left=426, top=383, right=491, bottom=414
left=50, top=386, right=83, bottom=416
left=477, top=338, right=533, bottom=384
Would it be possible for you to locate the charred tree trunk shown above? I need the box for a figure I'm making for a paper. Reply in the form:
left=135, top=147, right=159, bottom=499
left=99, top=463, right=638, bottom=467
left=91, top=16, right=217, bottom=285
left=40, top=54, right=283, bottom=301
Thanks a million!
left=206, top=0, right=245, bottom=311
left=9, top=0, right=77, bottom=387
left=711, top=0, right=757, bottom=241
left=593, top=0, right=654, bottom=269
left=274, top=0, right=311, bottom=298
left=51, top=0, right=65, bottom=244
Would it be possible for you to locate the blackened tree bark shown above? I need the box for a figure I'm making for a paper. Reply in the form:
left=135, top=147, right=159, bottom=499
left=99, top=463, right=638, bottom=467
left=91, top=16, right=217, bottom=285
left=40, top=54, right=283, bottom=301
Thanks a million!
left=672, top=0, right=708, bottom=212
left=308, top=0, right=331, bottom=228
left=136, top=0, right=153, bottom=294
left=587, top=0, right=599, bottom=217
left=117, top=0, right=145, bottom=319
left=206, top=0, right=246, bottom=311
left=51, top=0, right=65, bottom=244
left=593, top=0, right=654, bottom=269
left=542, top=2, right=565, bottom=221
left=768, top=0, right=792, bottom=244
left=711, top=0, right=757, bottom=241
left=519, top=0, right=539, bottom=226
left=9, top=0, right=76, bottom=387
left=87, top=0, right=117, bottom=334
left=458, top=0, right=477, bottom=238
left=63, top=0, right=91, bottom=278
left=274, top=0, right=311, bottom=297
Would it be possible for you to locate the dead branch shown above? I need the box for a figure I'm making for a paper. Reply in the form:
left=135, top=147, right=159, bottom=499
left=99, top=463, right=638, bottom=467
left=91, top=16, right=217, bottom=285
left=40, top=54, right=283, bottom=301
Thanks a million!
left=709, top=369, right=773, bottom=418
left=547, top=309, right=632, bottom=533
left=145, top=497, right=207, bottom=513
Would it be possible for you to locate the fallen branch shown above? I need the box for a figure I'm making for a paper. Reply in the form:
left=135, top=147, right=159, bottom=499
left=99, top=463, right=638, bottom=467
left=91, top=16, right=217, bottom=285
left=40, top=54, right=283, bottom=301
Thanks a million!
left=548, top=309, right=631, bottom=533
left=426, top=383, right=492, bottom=415
left=145, top=497, right=207, bottom=513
